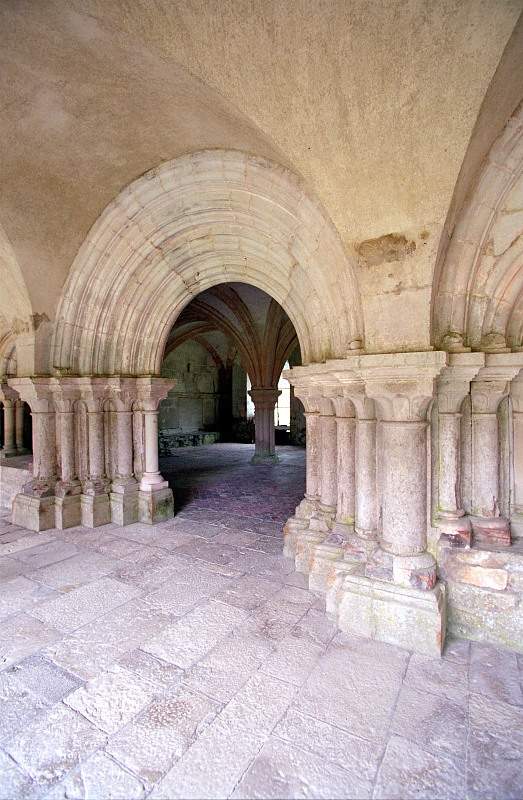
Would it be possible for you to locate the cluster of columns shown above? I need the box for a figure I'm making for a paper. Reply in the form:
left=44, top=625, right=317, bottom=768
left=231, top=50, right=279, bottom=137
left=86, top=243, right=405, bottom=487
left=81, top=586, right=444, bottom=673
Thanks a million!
left=0, top=383, right=29, bottom=458
left=284, top=351, right=523, bottom=656
left=7, top=376, right=175, bottom=532
left=248, top=387, right=281, bottom=463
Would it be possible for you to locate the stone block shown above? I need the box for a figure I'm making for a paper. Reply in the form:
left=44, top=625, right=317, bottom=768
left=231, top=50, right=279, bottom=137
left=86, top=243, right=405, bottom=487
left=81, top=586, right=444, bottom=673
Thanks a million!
left=447, top=563, right=508, bottom=591
left=308, top=542, right=343, bottom=593
left=139, top=487, right=174, bottom=524
left=55, top=494, right=82, bottom=529
left=337, top=574, right=446, bottom=656
left=111, top=489, right=139, bottom=526
left=81, top=493, right=111, bottom=528
left=12, top=493, right=55, bottom=532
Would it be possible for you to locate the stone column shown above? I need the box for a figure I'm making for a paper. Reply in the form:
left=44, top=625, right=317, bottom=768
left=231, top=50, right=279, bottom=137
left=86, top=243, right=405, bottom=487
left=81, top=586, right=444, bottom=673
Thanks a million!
left=336, top=352, right=448, bottom=657
left=0, top=397, right=17, bottom=458
left=309, top=397, right=337, bottom=533
left=282, top=391, right=322, bottom=562
left=511, top=372, right=523, bottom=539
left=309, top=394, right=356, bottom=592
left=248, top=387, right=281, bottom=464
left=109, top=379, right=140, bottom=525
left=53, top=380, right=82, bottom=529
left=137, top=377, right=175, bottom=524
left=435, top=354, right=484, bottom=547
left=469, top=355, right=523, bottom=546
left=15, top=400, right=27, bottom=454
left=77, top=379, right=111, bottom=528
left=8, top=378, right=57, bottom=531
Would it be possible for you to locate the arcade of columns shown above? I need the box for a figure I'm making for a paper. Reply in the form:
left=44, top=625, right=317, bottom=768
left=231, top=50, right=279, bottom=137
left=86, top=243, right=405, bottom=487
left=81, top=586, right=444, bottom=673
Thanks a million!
left=2, top=348, right=522, bottom=655
left=0, top=386, right=28, bottom=458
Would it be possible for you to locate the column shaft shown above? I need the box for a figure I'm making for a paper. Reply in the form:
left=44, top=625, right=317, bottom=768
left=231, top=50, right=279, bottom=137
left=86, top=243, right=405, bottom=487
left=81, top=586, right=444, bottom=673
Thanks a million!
left=115, top=410, right=134, bottom=479
left=319, top=413, right=337, bottom=511
left=335, top=416, right=355, bottom=524
left=58, top=411, right=76, bottom=483
left=471, top=412, right=500, bottom=517
left=15, top=402, right=25, bottom=452
left=88, top=411, right=106, bottom=480
left=355, top=418, right=378, bottom=538
left=3, top=401, right=16, bottom=454
left=304, top=412, right=320, bottom=501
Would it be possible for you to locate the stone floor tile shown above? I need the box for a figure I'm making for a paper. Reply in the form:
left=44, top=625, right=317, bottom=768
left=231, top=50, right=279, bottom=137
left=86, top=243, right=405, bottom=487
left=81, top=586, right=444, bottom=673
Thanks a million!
left=106, top=686, right=221, bottom=787
left=249, top=535, right=284, bottom=555
left=260, top=630, right=324, bottom=686
left=246, top=602, right=304, bottom=643
left=27, top=550, right=121, bottom=591
left=12, top=540, right=79, bottom=570
left=0, top=575, right=59, bottom=621
left=182, top=625, right=274, bottom=703
left=29, top=577, right=142, bottom=633
left=0, top=667, right=50, bottom=741
left=231, top=736, right=359, bottom=800
left=274, top=708, right=379, bottom=793
left=283, top=571, right=310, bottom=589
left=467, top=694, right=523, bottom=800
left=404, top=652, right=469, bottom=704
left=4, top=703, right=107, bottom=785
left=149, top=673, right=296, bottom=800
left=162, top=519, right=222, bottom=541
left=0, top=555, right=26, bottom=581
left=0, top=613, right=61, bottom=670
left=373, top=735, right=466, bottom=800
left=214, top=574, right=281, bottom=611
left=111, top=550, right=189, bottom=592
left=469, top=641, right=523, bottom=706
left=64, top=664, right=155, bottom=734
left=0, top=750, right=37, bottom=800
left=391, top=685, right=467, bottom=756
left=265, top=584, right=317, bottom=616
left=230, top=549, right=295, bottom=580
left=0, top=532, right=54, bottom=557
left=44, top=751, right=146, bottom=800
left=211, top=528, right=260, bottom=548
left=94, top=536, right=149, bottom=560
left=292, top=607, right=338, bottom=647
left=171, top=538, right=240, bottom=566
left=3, top=653, right=82, bottom=704
left=142, top=600, right=249, bottom=668
left=442, top=637, right=471, bottom=665
left=117, top=649, right=184, bottom=690
left=143, top=563, right=238, bottom=616
left=43, top=598, right=174, bottom=680
left=295, top=637, right=408, bottom=741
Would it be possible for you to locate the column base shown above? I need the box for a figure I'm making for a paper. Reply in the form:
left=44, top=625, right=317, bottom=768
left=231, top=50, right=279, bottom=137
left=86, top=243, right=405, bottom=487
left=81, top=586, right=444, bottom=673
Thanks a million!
left=335, top=573, right=447, bottom=657
left=308, top=541, right=345, bottom=593
left=282, top=516, right=308, bottom=558
left=470, top=516, right=511, bottom=547
left=55, top=494, right=82, bottom=529
left=294, top=529, right=328, bottom=575
left=12, top=494, right=55, bottom=532
left=0, top=449, right=21, bottom=459
left=139, top=486, right=174, bottom=524
left=436, top=514, right=472, bottom=549
left=250, top=453, right=279, bottom=465
left=81, top=493, right=111, bottom=528
left=110, top=490, right=139, bottom=526
left=309, top=504, right=336, bottom=533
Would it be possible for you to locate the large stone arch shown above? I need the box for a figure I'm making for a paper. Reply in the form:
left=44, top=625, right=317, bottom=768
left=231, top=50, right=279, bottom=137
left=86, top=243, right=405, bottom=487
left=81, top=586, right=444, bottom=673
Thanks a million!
left=52, top=150, right=364, bottom=376
left=432, top=103, right=523, bottom=352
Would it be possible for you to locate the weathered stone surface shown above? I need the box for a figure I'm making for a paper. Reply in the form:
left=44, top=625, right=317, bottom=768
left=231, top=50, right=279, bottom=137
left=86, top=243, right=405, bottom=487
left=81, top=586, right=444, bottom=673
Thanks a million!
left=274, top=708, right=379, bottom=795
left=0, top=613, right=61, bottom=669
left=64, top=664, right=155, bottom=734
left=404, top=652, right=469, bottom=704
left=150, top=674, right=296, bottom=799
left=28, top=550, right=120, bottom=591
left=46, top=751, right=146, bottom=800
left=29, top=577, right=141, bottom=633
left=374, top=735, right=466, bottom=800
left=106, top=687, right=220, bottom=786
left=0, top=750, right=36, bottom=800
left=231, top=736, right=359, bottom=799
left=142, top=600, right=249, bottom=668
left=13, top=539, right=79, bottom=570
left=260, top=631, right=324, bottom=686
left=5, top=704, right=107, bottom=784
left=214, top=575, right=281, bottom=611
left=469, top=641, right=523, bottom=705
left=391, top=685, right=468, bottom=755
left=117, top=649, right=183, bottom=690
left=0, top=576, right=58, bottom=620
left=144, top=565, right=237, bottom=616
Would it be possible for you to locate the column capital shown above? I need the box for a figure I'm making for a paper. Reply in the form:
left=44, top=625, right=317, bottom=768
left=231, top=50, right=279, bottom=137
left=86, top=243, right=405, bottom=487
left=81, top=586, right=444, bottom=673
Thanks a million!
left=437, top=352, right=485, bottom=413
left=7, top=377, right=55, bottom=412
left=359, top=352, right=446, bottom=421
left=248, top=387, right=281, bottom=409
left=135, top=377, right=175, bottom=411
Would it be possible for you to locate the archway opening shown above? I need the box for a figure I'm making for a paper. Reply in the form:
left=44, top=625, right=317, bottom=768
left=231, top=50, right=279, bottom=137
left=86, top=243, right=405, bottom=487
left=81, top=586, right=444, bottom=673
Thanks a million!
left=156, top=282, right=306, bottom=525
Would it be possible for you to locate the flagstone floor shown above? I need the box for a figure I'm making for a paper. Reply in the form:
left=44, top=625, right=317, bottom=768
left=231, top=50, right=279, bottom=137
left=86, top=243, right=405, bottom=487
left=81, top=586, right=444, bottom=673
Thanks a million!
left=0, top=444, right=521, bottom=799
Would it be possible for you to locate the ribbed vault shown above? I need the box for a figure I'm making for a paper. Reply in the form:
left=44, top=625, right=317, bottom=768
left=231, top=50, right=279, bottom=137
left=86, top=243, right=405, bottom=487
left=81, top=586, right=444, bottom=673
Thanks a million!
left=52, top=151, right=364, bottom=376
left=433, top=103, right=523, bottom=352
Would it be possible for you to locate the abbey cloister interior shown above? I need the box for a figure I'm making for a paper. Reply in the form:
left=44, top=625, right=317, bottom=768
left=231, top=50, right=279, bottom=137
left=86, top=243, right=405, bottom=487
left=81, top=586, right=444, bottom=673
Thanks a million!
left=0, top=2, right=522, bottom=799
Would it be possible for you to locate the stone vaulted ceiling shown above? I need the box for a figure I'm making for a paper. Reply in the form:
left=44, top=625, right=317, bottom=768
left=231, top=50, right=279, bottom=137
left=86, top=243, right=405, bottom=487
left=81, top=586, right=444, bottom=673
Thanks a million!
left=0, top=0, right=522, bottom=371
